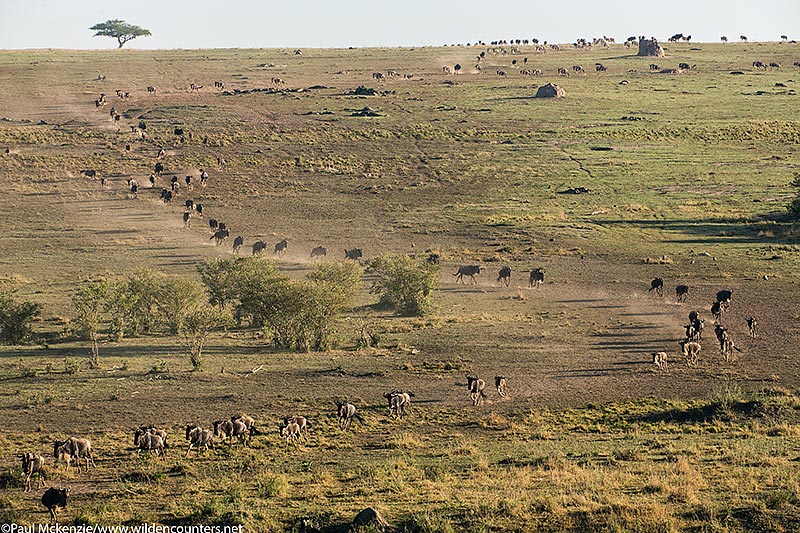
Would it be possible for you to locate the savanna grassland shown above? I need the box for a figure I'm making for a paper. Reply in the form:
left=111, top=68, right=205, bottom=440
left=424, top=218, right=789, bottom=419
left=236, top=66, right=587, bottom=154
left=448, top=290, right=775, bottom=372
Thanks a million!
left=1, top=40, right=800, bottom=531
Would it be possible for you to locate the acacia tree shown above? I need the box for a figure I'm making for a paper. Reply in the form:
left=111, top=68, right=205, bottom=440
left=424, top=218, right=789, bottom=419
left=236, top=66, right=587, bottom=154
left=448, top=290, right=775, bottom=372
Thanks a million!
left=71, top=280, right=109, bottom=367
left=90, top=20, right=151, bottom=48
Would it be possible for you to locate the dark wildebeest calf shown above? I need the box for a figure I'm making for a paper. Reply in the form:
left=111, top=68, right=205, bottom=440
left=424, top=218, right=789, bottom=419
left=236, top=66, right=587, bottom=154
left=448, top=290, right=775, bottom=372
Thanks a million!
left=675, top=284, right=689, bottom=303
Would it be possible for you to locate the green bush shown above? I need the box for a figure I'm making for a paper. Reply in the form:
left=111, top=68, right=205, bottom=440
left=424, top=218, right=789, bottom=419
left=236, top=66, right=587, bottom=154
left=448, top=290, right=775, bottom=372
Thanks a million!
left=0, top=291, right=41, bottom=345
left=366, top=254, right=439, bottom=316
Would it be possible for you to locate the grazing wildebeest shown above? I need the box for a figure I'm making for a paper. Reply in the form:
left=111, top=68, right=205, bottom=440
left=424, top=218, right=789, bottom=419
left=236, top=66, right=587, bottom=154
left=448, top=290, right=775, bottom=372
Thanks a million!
left=529, top=268, right=545, bottom=288
left=648, top=277, right=664, bottom=296
left=652, top=352, right=668, bottom=371
left=252, top=240, right=267, bottom=255
left=466, top=375, right=488, bottom=406
left=753, top=61, right=767, bottom=69
left=337, top=401, right=365, bottom=431
left=721, top=36, right=728, bottom=43
left=557, top=67, right=569, bottom=76
left=281, top=420, right=302, bottom=445
left=769, top=62, right=781, bottom=69
left=675, top=284, right=689, bottom=303
left=740, top=35, right=748, bottom=42
left=747, top=317, right=757, bottom=338
left=373, top=72, right=385, bottom=81
left=233, top=236, right=244, bottom=254
left=20, top=452, right=47, bottom=491
left=147, top=86, right=156, bottom=93
left=572, top=65, right=584, bottom=73
left=680, top=340, right=702, bottom=367
left=345, top=248, right=363, bottom=260
left=310, top=246, right=327, bottom=259
left=211, top=229, right=229, bottom=245
left=81, top=169, right=97, bottom=178
left=650, top=64, right=661, bottom=71
left=595, top=63, right=607, bottom=72
left=42, top=487, right=69, bottom=523
left=53, top=437, right=95, bottom=472
left=453, top=265, right=481, bottom=284
left=274, top=239, right=288, bottom=256
left=495, top=376, right=507, bottom=397
left=184, top=425, right=214, bottom=456
left=497, top=266, right=512, bottom=287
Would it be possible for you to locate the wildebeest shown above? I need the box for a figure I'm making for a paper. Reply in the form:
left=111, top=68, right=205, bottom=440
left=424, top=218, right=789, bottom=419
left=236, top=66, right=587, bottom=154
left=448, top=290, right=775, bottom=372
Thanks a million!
left=715, top=325, right=742, bottom=361
left=252, top=240, right=267, bottom=255
left=213, top=418, right=249, bottom=446
left=281, top=415, right=308, bottom=442
left=81, top=169, right=97, bottom=178
left=182, top=211, right=191, bottom=228
left=716, top=289, right=732, bottom=308
left=688, top=310, right=699, bottom=324
left=649, top=277, right=664, bottom=296
left=529, top=268, right=545, bottom=288
left=20, top=452, right=47, bottom=491
left=557, top=67, right=569, bottom=76
left=595, top=63, right=607, bottom=72
left=466, top=374, right=488, bottom=406
left=345, top=248, right=363, bottom=261
left=154, top=162, right=164, bottom=177
left=678, top=63, right=694, bottom=70
left=42, top=487, right=69, bottom=523
left=147, top=86, right=156, bottom=93
left=233, top=236, right=244, bottom=254
left=274, top=239, right=288, bottom=256
left=426, top=253, right=440, bottom=265
left=134, top=427, right=166, bottom=457
left=747, top=317, right=757, bottom=338
left=495, top=376, right=507, bottom=397
left=769, top=62, right=781, bottom=69
left=383, top=390, right=413, bottom=418
left=652, top=352, right=668, bottom=371
left=497, top=266, right=512, bottom=287
left=650, top=64, right=661, bottom=71
left=184, top=425, right=214, bottom=456
left=53, top=437, right=95, bottom=472
left=160, top=189, right=172, bottom=204
left=336, top=401, right=365, bottom=431
left=210, top=229, right=230, bottom=245
left=453, top=265, right=481, bottom=284
left=310, top=246, right=327, bottom=259
left=680, top=340, right=702, bottom=367
left=281, top=420, right=302, bottom=445
left=753, top=61, right=767, bottom=69
left=711, top=301, right=724, bottom=322
left=676, top=284, right=689, bottom=303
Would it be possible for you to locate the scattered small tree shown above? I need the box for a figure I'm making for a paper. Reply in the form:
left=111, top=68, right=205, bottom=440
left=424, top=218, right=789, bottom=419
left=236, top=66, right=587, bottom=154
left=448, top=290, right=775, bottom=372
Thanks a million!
left=71, top=280, right=109, bottom=366
left=181, top=304, right=232, bottom=370
left=89, top=20, right=151, bottom=48
left=367, top=254, right=439, bottom=317
left=0, top=291, right=42, bottom=345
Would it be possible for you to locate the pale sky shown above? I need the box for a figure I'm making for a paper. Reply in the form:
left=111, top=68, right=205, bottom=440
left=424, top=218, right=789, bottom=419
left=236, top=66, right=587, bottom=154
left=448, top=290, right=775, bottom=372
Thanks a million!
left=0, top=0, right=797, bottom=49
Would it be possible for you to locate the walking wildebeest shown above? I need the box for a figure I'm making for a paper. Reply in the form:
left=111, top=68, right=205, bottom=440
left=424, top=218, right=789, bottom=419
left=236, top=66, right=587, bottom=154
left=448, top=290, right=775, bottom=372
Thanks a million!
left=529, top=268, right=545, bottom=288
left=310, top=246, right=327, bottom=259
left=495, top=376, right=507, bottom=397
left=233, top=236, right=244, bottom=254
left=497, top=266, right=512, bottom=287
left=680, top=340, right=701, bottom=367
left=652, top=352, right=668, bottom=371
left=649, top=277, right=664, bottom=296
left=711, top=301, right=724, bottom=322
left=337, top=401, right=365, bottom=431
left=345, top=248, right=363, bottom=260
left=746, top=317, right=757, bottom=338
left=274, top=239, right=288, bottom=256
left=676, top=284, right=689, bottom=303
left=716, top=289, right=732, bottom=308
left=453, top=265, right=481, bottom=284
left=42, top=487, right=69, bottom=523
left=466, top=375, right=488, bottom=406
left=252, top=240, right=267, bottom=255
